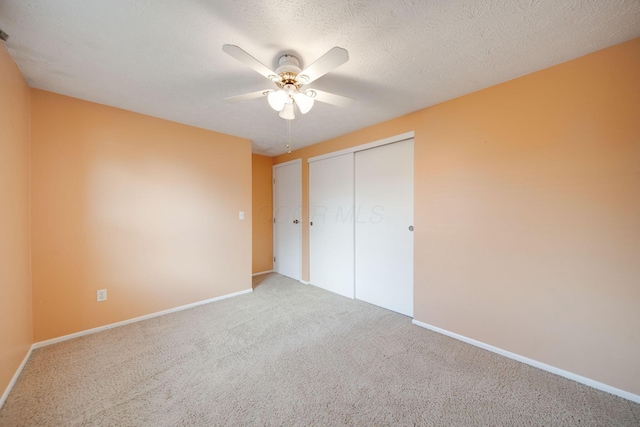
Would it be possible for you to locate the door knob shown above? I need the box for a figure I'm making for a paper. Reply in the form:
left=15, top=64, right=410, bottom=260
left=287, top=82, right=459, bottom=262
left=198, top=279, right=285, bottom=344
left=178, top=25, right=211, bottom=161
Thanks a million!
left=409, top=226, right=414, bottom=231
left=293, top=219, right=299, bottom=224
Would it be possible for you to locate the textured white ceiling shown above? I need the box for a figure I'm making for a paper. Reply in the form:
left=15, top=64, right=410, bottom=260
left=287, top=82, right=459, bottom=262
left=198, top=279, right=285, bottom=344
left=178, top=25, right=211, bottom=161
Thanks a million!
left=1, top=1, right=639, bottom=155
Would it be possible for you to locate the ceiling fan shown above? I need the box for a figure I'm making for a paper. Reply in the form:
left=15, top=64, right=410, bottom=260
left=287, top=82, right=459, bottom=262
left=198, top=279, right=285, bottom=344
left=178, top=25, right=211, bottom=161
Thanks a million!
left=222, top=44, right=354, bottom=120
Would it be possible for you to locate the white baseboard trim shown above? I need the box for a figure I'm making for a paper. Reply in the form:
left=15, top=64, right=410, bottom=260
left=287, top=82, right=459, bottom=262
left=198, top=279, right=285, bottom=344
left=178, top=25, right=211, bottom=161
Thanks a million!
left=0, top=345, right=33, bottom=410
left=411, top=319, right=640, bottom=404
left=299, top=279, right=311, bottom=285
left=252, top=270, right=273, bottom=277
left=33, top=288, right=253, bottom=349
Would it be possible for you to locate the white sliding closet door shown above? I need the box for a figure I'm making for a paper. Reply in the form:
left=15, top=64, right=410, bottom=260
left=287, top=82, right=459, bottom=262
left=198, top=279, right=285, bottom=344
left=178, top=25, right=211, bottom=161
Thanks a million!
left=355, top=139, right=414, bottom=316
left=273, top=160, right=302, bottom=280
left=309, top=153, right=354, bottom=298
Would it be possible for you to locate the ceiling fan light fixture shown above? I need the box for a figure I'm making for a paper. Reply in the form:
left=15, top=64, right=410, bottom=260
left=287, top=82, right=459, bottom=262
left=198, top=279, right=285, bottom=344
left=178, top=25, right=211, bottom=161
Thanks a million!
left=267, top=90, right=287, bottom=111
left=222, top=44, right=353, bottom=120
left=279, top=103, right=295, bottom=120
left=293, top=91, right=314, bottom=114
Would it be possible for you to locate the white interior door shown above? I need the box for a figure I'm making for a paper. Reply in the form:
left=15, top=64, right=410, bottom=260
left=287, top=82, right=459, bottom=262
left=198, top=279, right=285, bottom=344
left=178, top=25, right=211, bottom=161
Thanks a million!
left=355, top=139, right=414, bottom=316
left=273, top=160, right=301, bottom=280
left=309, top=153, right=354, bottom=298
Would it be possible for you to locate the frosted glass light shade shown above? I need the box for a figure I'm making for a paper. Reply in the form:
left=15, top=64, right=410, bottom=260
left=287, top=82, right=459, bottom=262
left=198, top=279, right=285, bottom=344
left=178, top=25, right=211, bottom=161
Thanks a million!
left=279, top=103, right=295, bottom=120
left=293, top=91, right=314, bottom=114
left=267, top=90, right=287, bottom=111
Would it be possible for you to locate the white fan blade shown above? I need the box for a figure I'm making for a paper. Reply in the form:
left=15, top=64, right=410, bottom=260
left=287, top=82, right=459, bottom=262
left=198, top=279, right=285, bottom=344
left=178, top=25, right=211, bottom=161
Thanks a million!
left=298, top=47, right=349, bottom=84
left=310, top=90, right=354, bottom=108
left=222, top=44, right=281, bottom=82
left=223, top=90, right=271, bottom=103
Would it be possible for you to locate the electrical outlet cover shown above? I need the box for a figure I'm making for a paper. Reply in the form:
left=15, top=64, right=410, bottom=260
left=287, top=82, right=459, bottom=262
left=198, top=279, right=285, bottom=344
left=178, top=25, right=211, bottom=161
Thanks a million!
left=97, top=289, right=107, bottom=302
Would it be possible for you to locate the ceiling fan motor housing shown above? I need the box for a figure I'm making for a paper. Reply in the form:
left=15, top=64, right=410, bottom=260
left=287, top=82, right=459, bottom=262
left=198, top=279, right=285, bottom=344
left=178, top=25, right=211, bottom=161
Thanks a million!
left=276, top=54, right=301, bottom=74
left=275, top=54, right=305, bottom=87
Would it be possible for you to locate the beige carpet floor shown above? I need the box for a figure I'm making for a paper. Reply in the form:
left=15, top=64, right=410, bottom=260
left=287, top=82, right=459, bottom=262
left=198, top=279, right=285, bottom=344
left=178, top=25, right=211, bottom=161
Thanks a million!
left=1, top=273, right=639, bottom=426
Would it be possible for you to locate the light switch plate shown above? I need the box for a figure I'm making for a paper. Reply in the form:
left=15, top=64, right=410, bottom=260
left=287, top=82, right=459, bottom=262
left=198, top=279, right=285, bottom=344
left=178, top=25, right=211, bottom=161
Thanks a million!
left=239, top=211, right=245, bottom=220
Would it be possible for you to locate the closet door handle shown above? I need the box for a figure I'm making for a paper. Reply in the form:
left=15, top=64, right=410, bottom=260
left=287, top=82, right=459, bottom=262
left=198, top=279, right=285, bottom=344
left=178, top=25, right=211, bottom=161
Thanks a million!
left=409, top=226, right=414, bottom=231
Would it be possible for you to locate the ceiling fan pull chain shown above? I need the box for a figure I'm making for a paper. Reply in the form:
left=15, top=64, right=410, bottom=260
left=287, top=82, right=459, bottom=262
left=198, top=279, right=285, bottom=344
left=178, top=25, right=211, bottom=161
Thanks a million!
left=287, top=120, right=292, bottom=154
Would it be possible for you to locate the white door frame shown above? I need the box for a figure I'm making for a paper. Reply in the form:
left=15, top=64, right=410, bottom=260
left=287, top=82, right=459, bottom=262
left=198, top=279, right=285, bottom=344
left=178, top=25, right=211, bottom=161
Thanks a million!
left=308, top=131, right=414, bottom=163
left=272, top=158, right=303, bottom=281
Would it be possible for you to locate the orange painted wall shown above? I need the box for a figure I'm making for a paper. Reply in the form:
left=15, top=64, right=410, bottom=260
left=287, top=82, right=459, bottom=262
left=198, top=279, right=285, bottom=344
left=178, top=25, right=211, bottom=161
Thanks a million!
left=252, top=154, right=273, bottom=274
left=274, top=38, right=640, bottom=395
left=0, top=46, right=32, bottom=396
left=30, top=90, right=252, bottom=342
